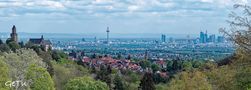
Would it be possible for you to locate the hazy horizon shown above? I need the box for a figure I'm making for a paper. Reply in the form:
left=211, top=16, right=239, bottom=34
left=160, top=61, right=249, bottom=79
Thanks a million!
left=0, top=0, right=249, bottom=34
left=0, top=32, right=224, bottom=39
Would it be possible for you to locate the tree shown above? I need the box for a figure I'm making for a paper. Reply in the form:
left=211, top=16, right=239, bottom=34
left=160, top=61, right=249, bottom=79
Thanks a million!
left=172, top=59, right=182, bottom=71
left=127, top=54, right=131, bottom=60
left=2, top=49, right=48, bottom=90
left=117, top=53, right=122, bottom=59
left=235, top=67, right=251, bottom=90
left=166, top=60, right=173, bottom=71
left=0, top=59, right=10, bottom=90
left=0, top=39, right=3, bottom=45
left=5, top=38, right=12, bottom=44
left=38, top=51, right=54, bottom=76
left=96, top=65, right=112, bottom=89
left=151, top=64, right=160, bottom=73
left=8, top=41, right=20, bottom=51
left=0, top=44, right=10, bottom=52
left=52, top=50, right=61, bottom=62
left=192, top=60, right=203, bottom=68
left=114, top=74, right=125, bottom=90
left=53, top=62, right=89, bottom=90
left=26, top=64, right=55, bottom=90
left=220, top=4, right=251, bottom=53
left=182, top=61, right=193, bottom=71
left=139, top=72, right=155, bottom=90
left=217, top=4, right=251, bottom=89
left=64, top=76, right=109, bottom=90
left=19, top=41, right=25, bottom=48
left=168, top=70, right=212, bottom=90
left=91, top=53, right=97, bottom=59
left=139, top=60, right=151, bottom=69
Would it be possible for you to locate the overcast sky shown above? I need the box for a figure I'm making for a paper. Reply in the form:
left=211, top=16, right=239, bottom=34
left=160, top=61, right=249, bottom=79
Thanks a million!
left=0, top=0, right=249, bottom=34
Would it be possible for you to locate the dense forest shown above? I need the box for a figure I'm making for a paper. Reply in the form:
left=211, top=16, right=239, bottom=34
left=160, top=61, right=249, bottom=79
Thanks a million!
left=0, top=4, right=251, bottom=90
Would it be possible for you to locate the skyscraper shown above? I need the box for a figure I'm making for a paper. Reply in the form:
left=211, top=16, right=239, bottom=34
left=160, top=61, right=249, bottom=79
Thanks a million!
left=200, top=31, right=205, bottom=43
left=161, top=34, right=166, bottom=43
left=204, top=30, right=208, bottom=43
left=10, top=25, right=18, bottom=43
left=94, top=36, right=97, bottom=43
left=217, top=36, right=225, bottom=43
left=209, top=34, right=216, bottom=43
left=199, top=31, right=209, bottom=43
left=106, top=27, right=110, bottom=44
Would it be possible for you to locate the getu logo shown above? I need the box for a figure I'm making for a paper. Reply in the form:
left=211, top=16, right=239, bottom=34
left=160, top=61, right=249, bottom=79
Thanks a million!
left=5, top=80, right=28, bottom=88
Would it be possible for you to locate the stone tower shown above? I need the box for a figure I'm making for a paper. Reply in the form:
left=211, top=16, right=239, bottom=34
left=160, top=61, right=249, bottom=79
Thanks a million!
left=10, top=25, right=18, bottom=42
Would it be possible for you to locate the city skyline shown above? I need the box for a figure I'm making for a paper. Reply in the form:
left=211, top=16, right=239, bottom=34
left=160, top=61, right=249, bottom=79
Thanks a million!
left=0, top=0, right=250, bottom=34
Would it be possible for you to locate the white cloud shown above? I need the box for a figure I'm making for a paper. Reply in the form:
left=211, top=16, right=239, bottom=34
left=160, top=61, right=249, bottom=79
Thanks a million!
left=0, top=0, right=249, bottom=19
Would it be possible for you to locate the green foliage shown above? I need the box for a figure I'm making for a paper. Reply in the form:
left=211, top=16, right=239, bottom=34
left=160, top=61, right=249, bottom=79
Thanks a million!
left=3, top=49, right=46, bottom=80
left=128, top=73, right=140, bottom=83
left=5, top=38, right=12, bottom=44
left=182, top=61, right=193, bottom=71
left=220, top=4, right=251, bottom=52
left=7, top=41, right=20, bottom=51
left=172, top=59, right=183, bottom=71
left=124, top=82, right=139, bottom=90
left=0, top=59, right=10, bottom=90
left=206, top=52, right=251, bottom=90
left=151, top=64, right=160, bottom=73
left=52, top=50, right=68, bottom=62
left=114, top=74, right=125, bottom=90
left=38, top=51, right=54, bottom=76
left=153, top=73, right=168, bottom=84
left=91, top=53, right=97, bottom=59
left=168, top=70, right=212, bottom=90
left=0, top=44, right=10, bottom=52
left=0, top=39, right=3, bottom=44
left=64, top=76, right=109, bottom=90
left=235, top=67, right=251, bottom=90
left=26, top=64, right=55, bottom=90
left=96, top=65, right=112, bottom=89
left=166, top=60, right=173, bottom=71
left=24, top=42, right=42, bottom=53
left=1, top=49, right=52, bottom=90
left=155, top=83, right=168, bottom=90
left=139, top=60, right=151, bottom=69
left=116, top=53, right=122, bottom=59
left=53, top=61, right=89, bottom=90
left=192, top=60, right=203, bottom=68
left=139, top=72, right=155, bottom=90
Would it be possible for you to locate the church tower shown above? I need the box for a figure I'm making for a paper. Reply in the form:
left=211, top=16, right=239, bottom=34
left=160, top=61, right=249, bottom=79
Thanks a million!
left=10, top=25, right=18, bottom=42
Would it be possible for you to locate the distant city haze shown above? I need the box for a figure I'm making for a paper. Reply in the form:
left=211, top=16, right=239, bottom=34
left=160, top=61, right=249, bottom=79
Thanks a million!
left=0, top=0, right=249, bottom=35
left=1, top=32, right=198, bottom=39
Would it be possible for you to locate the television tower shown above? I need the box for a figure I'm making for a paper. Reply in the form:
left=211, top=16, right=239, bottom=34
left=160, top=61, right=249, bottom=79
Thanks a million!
left=106, top=27, right=110, bottom=44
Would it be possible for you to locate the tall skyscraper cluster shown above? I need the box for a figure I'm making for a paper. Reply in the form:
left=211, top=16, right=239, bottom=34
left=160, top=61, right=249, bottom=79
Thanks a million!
left=200, top=31, right=224, bottom=43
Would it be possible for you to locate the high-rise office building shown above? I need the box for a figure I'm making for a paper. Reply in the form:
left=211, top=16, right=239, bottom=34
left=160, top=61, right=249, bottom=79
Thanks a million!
left=217, top=36, right=225, bottom=43
left=161, top=34, right=166, bottom=43
left=200, top=31, right=205, bottom=43
left=204, top=31, right=208, bottom=43
left=209, top=34, right=216, bottom=43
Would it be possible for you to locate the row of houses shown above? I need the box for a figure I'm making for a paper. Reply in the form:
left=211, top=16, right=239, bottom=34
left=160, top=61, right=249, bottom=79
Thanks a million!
left=82, top=56, right=142, bottom=71
left=68, top=51, right=167, bottom=76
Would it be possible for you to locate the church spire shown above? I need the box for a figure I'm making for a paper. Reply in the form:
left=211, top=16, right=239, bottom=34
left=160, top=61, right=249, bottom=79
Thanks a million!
left=41, top=35, right=44, bottom=40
